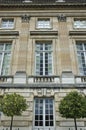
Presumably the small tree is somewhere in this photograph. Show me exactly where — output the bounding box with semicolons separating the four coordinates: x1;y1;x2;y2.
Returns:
59;91;86;130
0;93;27;130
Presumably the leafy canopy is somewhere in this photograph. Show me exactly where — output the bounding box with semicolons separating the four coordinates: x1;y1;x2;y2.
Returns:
59;91;86;118
1;93;27;117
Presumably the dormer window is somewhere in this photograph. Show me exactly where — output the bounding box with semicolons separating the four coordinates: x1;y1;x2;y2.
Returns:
23;0;32;3
56;0;65;2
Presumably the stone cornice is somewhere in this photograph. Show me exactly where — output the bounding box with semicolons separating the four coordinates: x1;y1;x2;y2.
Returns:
0;3;86;9
0;83;86;88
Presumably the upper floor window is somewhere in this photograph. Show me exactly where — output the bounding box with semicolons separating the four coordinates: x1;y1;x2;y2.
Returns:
0;43;12;75
76;42;86;75
37;18;51;29
35;42;53;76
74;19;86;29
1;19;14;29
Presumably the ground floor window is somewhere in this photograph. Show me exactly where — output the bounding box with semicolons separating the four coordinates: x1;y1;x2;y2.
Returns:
34;98;54;128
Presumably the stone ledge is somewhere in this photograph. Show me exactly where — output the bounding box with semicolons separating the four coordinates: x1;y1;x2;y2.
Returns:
30;31;58;36
0;31;19;36
69;31;86;36
0;83;86;88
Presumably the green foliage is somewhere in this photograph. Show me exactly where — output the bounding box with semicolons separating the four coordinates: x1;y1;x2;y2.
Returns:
81;96;86;117
59;91;86;119
0;93;27;117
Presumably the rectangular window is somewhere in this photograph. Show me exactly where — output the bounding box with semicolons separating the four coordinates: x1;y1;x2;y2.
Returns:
0;43;12;75
74;19;86;28
1;19;14;29
37;19;51;29
76;42;86;75
35;42;52;76
34;98;54;128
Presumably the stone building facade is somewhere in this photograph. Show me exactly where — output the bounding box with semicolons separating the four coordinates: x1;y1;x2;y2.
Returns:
0;0;86;130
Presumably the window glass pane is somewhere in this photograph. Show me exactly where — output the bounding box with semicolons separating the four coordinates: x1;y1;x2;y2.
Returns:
50;121;53;126
35;121;38;126
39;121;43;126
0;44;4;51
5;44;12;50
50;115;53;120
45;121;49;126
45;115;49;120
35;115;38;120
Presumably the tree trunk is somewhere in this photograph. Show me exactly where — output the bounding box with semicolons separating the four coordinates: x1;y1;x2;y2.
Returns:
10;116;13;130
74;118;77;130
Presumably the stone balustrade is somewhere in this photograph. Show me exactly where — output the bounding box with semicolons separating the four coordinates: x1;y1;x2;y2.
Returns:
0;75;86;84
28;76;60;83
0;76;13;84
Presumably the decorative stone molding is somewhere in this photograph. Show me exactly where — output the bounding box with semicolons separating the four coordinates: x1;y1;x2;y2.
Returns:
58;14;66;22
33;88;54;97
21;14;30;22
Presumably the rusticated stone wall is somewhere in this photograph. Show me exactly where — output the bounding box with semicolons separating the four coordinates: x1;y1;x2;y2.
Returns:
0;88;85;130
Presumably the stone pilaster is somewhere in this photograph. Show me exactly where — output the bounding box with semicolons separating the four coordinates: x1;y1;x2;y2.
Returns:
17;15;30;71
58;14;72;72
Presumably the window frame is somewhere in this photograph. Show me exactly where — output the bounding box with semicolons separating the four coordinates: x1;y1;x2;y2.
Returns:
73;18;86;29
76;41;86;76
35;41;53;76
36;18;52;29
33;98;55;129
0;42;12;75
0;18;15;29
